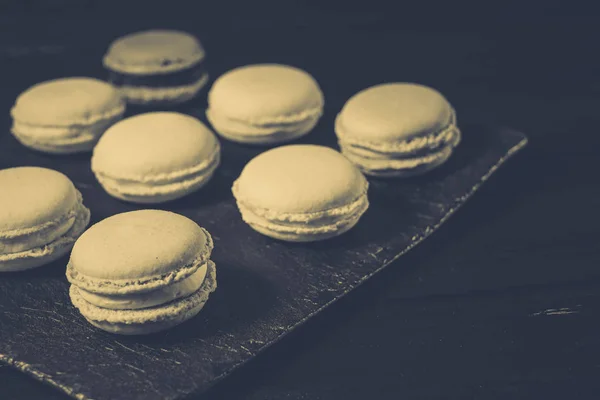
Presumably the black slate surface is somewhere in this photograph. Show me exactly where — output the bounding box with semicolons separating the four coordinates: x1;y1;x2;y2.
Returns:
0;123;527;400
0;37;527;400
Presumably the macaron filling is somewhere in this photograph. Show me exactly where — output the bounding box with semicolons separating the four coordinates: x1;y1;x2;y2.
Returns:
206;108;321;142
236;195;369;235
336;109;460;157
77;261;210;310
118;74;209;105
0;192;83;254
70;260;217;325
66;227;214;295
232;172;369;237
93;142;220;198
12;114;123;152
343;144;455;175
108;61;206;88
0;199;90;263
337;109;461;176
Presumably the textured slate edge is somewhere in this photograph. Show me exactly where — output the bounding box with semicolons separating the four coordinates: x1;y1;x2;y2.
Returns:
0;132;527;400
0;355;87;400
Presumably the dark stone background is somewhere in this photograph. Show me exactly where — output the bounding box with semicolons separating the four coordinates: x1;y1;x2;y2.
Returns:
1;0;599;399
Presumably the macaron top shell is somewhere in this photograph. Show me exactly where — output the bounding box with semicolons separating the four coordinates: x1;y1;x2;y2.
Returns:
208;64;324;123
69;210;210;281
234;145;367;213
10;77;124;126
336;83;453;142
103;30;205;75
0;167;78;233
91;112;219;180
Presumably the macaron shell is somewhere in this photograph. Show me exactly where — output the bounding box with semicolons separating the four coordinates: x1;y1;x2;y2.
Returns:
343;143;455;177
83;305;204;335
248;212;363;242
12;115;122;154
91;112;219;180
70;261;217;335
0;167;78;232
95;160;218;204
237;193;369;242
103;30;205;75
208;64;324;123
206;108;320;144
78;261;209;310
10;77;125;126
336;83;453;142
0;201;91;272
1;212;75;254
69;210;209;281
233;145;367;214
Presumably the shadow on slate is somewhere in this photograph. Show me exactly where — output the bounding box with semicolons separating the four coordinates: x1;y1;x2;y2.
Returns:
0;48;528;400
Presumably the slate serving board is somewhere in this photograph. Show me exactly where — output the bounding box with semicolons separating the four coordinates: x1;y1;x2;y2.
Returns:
0;46;527;400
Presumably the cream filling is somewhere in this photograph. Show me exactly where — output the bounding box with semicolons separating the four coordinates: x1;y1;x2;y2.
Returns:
119;73;208;103
12;115;123;153
341;129;461;162
236;193;369;235
232;180;369;223
93;142;220;184
77;262;208;310
207;108;320;140
342;144;454;172
0;191;84;253
70;260;217;324
336;109;459;156
207;96;323;126
0;200;90;262
94;150;220;197
11;103;125;128
66;227;214;295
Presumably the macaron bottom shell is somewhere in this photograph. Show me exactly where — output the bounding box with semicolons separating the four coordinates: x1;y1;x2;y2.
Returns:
0;202;91;272
11;115;123;154
70;260;217;335
206;109;321;145
246;212;364;242
234;191;370;242
340;126;461;177
341;138;457;178
118;73;209;106
95;152;220;204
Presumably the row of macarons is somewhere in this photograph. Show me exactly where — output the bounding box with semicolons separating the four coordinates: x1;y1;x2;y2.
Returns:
10;29;461;178
1;139;371;273
0;140;368;334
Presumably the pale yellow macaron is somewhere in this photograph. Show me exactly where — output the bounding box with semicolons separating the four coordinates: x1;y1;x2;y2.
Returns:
91;112;221;204
66;210;216;335
232;145;369;242
0;167;91;272
206;64;324;145
10;77;125;154
335;83;461;177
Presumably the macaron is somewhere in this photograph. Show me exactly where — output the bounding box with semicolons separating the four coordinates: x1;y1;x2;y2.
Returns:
103;30;208;105
91;112;221;204
335;83;461;177
206;64;324;145
66;210;217;335
10;77;125;154
232;145;369;242
0;167;91;272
